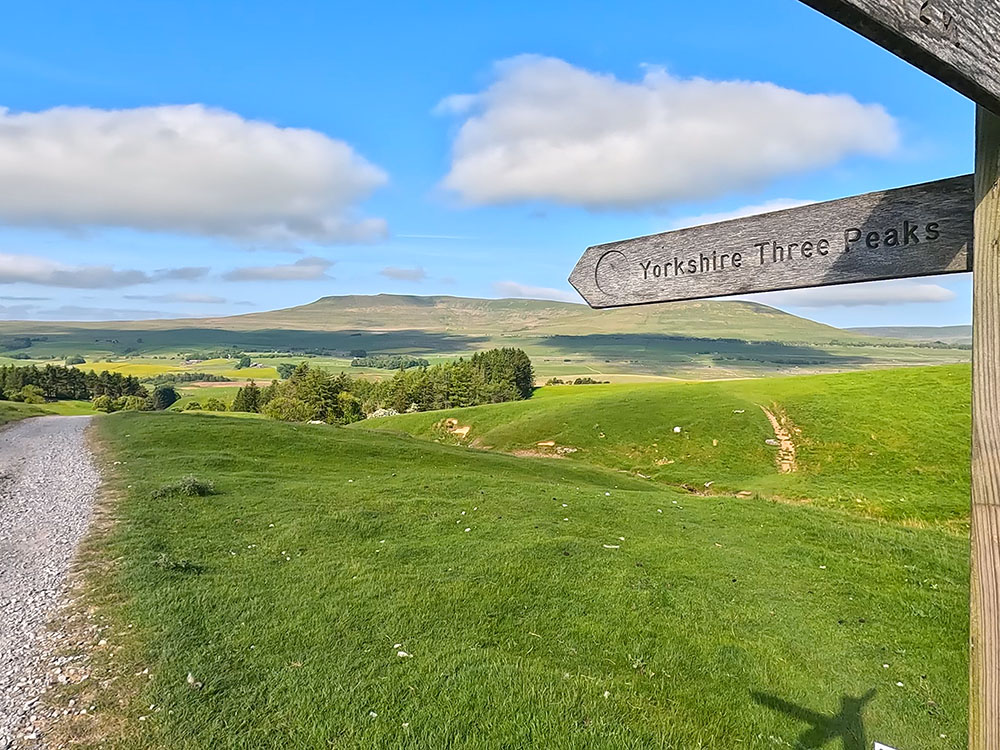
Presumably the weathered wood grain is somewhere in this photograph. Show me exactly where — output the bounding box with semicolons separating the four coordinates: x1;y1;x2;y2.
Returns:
798;0;1000;115
971;105;1000;750
569;176;972;308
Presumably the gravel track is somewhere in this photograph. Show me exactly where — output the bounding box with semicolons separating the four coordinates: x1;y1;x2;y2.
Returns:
0;416;99;749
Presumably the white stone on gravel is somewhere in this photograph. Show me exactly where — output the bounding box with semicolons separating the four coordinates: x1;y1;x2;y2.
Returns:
0;416;98;748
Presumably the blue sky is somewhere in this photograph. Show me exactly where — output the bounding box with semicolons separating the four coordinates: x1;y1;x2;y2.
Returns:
0;0;975;328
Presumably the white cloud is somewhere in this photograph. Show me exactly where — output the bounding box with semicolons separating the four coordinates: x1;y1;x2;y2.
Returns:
380;266;427;281
0;104;388;243
0;304;171;321
440;56;898;208
750;279;956;308
670;199;815;230
124;293;227;304
0;252;207;288
223;256;333;281
493;280;580;303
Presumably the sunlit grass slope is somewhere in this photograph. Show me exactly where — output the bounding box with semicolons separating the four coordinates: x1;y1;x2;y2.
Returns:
81;412;967;749
361;365;971;525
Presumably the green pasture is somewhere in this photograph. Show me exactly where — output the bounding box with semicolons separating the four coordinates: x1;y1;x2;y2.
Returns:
65;410;968;749
362;365;971;526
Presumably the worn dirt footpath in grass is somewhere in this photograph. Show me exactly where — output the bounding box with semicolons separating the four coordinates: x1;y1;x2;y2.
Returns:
0;416;98;749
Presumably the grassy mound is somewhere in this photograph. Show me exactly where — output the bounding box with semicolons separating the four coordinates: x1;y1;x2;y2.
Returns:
69;412;968;748
361;365;971;525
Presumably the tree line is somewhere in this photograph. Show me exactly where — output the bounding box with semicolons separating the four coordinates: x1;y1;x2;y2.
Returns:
231;348;535;424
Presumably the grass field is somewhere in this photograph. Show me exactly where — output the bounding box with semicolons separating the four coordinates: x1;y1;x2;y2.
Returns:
361;365;971;526
55;410;968;749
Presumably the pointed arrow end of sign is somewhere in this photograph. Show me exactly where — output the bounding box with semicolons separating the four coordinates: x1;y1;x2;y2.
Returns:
569;245;629;309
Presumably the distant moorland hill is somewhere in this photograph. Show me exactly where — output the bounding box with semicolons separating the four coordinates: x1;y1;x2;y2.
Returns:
2;294;863;343
0;295;971;380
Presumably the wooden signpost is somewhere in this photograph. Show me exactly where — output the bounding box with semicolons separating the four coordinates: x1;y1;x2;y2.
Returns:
799;0;1000;116
569;175;972;308
569;1;1000;744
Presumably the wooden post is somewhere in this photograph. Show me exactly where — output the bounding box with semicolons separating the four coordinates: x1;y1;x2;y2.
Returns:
972;104;1000;749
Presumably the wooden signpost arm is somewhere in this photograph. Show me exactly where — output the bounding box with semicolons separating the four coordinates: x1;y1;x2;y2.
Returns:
972;104;1000;750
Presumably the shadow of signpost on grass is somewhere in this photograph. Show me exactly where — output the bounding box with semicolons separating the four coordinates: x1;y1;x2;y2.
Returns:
752;688;876;750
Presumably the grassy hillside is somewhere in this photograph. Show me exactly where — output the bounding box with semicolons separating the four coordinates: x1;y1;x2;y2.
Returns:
55;411;968;749
361;365;971;525
0;295;971;381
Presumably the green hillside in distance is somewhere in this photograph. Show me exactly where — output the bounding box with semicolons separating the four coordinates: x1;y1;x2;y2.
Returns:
360;364;971;527
0;294;970;380
2;294;857;341
848;325;973;344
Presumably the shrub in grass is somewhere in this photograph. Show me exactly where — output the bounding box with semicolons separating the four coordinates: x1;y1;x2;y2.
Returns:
203;397;227;412
12;385;46;404
93;395;116;413
263;395;312;422
184;401;203;411
152;475;216;498
114;395;147;412
153;553;202;573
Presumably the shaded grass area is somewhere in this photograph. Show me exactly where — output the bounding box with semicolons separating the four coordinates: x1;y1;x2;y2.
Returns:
0;399;94;425
362;365;971;525
77;412;968;749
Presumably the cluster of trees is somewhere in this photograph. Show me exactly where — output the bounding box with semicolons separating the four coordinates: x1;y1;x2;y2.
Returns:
231;348;534;423
546;377;609;385
350;354;430;370
180;347;243;361
182;398;227;412
0;364;146;401
144;372;231;385
0;363;180;412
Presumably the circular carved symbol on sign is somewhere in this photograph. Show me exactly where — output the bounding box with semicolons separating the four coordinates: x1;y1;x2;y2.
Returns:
594;250;629;296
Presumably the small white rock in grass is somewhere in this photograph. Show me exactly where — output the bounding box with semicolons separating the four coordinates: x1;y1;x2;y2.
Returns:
618;537;625;541
673;427;682;433
896;682;904;687
564;518;569;522
603;545;620;550
397;650;412;658
883;664;890;669
605;492;611;497
820;565;827;570
369;711;378;719
657;509;663;513
603;690;610;699
464;528;471;532
403;722;410;728
562;504;568;508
